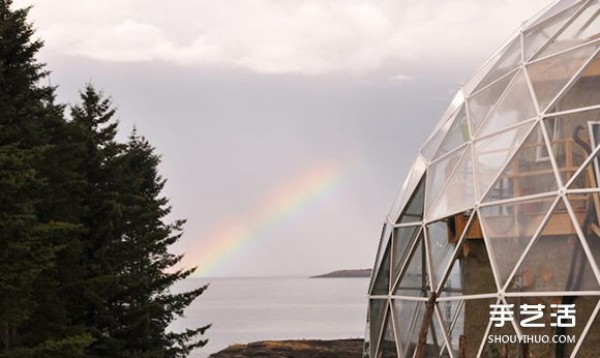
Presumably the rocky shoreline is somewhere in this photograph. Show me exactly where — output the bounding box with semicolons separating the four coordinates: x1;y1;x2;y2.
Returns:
208;339;364;358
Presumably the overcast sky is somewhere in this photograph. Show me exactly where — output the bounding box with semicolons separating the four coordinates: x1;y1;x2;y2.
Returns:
14;0;551;277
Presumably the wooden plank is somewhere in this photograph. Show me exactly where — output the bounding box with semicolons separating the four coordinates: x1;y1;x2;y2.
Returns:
458;210;586;240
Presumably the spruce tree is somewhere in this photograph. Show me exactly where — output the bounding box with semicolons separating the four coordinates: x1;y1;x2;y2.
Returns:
0;0;208;354
0;1;91;355
70;86;209;357
68;85;128;357
0;4;52;344
116;131;210;357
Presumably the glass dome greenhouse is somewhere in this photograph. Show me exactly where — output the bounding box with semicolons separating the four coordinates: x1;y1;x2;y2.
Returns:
365;0;600;357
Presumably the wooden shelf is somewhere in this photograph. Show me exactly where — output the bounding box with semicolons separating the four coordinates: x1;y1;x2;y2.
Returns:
452;205;591;241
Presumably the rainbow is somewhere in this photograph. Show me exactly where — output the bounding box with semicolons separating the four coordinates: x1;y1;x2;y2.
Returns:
186;163;349;277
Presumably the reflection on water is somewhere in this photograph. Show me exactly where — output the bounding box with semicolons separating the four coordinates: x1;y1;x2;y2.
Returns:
170;277;369;357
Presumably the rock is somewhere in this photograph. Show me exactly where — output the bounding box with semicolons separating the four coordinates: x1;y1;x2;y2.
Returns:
209;339;364;358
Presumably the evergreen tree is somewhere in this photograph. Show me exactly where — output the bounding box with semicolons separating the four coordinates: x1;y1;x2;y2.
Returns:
0;0;208;354
68;85;130;357
115;131;209;357
0;1;91;355
69;86;209;357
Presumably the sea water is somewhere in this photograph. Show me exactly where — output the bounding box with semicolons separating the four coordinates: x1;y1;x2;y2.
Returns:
170;277;369;357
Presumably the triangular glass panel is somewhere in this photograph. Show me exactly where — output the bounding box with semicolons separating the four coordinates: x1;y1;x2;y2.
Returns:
441;91;467;126
463;52;503;96
394;233;430;296
527;0;584;28
438;300;465;357
524;3;582;60
425;147;467;215
422;92;466;160
389;156;427;222
568;148;600;190
440;299;497;358
454;298;497;358
369;299;389;358
427;213;474;289
433;106;471;160
537;1;600;59
441;223;498;296
475;122;536;199
528;43;599;113
483;123;558;202
506;295;598;357
377;307;399;358
421;126;449;162
545;110;600;187
479;196;556;286
479;314;520;358
391;299;421;356
575;300;600;356
567;193;600;280
567;192;600;228
478;70;538;137
421;109;459;161
436;213;481;293
548;50;600;112
371;223;392;294
422;309;447;357
438;257;464;299
392;226;420;283
468;72;516;134
506;199;600;292
400;304;448;358
429;148;475;220
372;240;392;295
473;37;523;94
396;176;425;224
397;300;426;358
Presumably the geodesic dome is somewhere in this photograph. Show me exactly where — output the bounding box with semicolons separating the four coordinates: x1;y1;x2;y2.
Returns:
365;0;600;357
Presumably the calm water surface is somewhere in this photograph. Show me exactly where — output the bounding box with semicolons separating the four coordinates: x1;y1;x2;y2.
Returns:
170;277;369;357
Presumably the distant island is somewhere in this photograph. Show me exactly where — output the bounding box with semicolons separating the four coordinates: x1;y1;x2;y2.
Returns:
310;269;372;278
